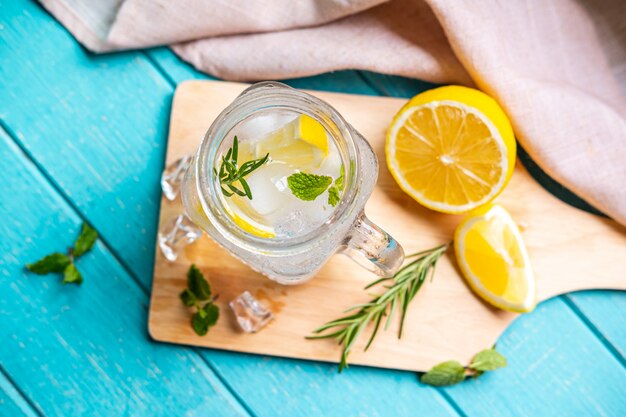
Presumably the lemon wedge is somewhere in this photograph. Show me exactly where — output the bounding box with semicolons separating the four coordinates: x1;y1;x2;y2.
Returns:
454;204;536;313
298;114;328;155
386;86;516;214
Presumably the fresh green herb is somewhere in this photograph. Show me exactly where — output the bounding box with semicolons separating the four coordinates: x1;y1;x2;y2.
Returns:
192;303;220;336
327;186;340;207
335;165;345;191
187;264;212;300
288;172;333;201
326;165;345;207
62;263;82;285
288;167;344;207
180;264;220;336
420;348;507;386
73;223;98;257
307;243;448;372
25;222;98;285
217;136;268;199
421;361;466;386
26;253;70;274
469;348;507;372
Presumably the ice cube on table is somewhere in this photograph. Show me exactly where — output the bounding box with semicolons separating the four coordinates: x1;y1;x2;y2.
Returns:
229;291;273;333
158;214;202;262
161;155;192;201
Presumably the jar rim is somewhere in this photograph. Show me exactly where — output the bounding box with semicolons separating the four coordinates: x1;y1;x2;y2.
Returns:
195;81;361;254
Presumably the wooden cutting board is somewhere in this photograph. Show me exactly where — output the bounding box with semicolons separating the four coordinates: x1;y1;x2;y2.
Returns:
148;80;626;372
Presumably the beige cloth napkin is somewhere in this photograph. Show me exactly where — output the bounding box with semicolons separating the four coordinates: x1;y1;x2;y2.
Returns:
40;0;626;226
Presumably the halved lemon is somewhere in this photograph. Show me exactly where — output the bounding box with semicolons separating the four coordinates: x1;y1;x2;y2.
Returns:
454;204;535;313
386;86;516;214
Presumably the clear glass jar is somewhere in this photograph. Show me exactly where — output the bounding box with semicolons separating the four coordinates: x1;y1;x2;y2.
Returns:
182;82;404;284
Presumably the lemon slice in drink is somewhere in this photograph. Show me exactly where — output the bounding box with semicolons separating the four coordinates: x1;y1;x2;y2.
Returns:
386;86;516;214
225;203;276;239
455;204;535;313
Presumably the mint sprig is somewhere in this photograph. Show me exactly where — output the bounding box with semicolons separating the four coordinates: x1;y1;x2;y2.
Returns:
180;264;220;336
26;253;71;274
25;223;98;286
420;361;466;386
287;172;332;201
421;348;507;386
288;167;344;207
73;223;98;257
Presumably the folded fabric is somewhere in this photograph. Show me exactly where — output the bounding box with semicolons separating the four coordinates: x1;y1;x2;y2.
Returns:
39;0;626;226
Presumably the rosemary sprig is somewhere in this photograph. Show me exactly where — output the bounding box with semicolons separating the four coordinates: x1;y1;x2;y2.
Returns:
216;136;269;199
307;243;449;372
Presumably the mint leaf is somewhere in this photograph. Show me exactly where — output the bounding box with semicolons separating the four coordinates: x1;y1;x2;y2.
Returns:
180;289;197;307
421;361;466;386
469;349;507;372
188;264;211;300
62;263;82;285
328;186;340;207
288;172;332;201
191;303;220;336
26;253;71;274
73;223;98;258
336;165;344;191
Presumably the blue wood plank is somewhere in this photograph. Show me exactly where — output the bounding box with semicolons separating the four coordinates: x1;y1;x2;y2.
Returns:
204;351;459;417
442;298;626;416
0;369;39;417
145;47;215;83
358;71;439;98
565;291;626;359
282;72;379;95
0;0;170;289
0;130;249;416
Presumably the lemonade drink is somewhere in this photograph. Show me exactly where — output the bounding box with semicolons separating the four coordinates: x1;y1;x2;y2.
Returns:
182;82;403;284
216;111;344;239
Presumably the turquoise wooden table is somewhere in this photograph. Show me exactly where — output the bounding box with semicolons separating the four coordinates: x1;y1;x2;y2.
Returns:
1;2;625;416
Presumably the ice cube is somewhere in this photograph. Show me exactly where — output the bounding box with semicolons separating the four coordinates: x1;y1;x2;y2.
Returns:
161;155;192;201
233;112;296;144
229;291;273;333
295;191;330;226
318;146;342;178
158;214;202;262
274;210;307;237
245;164;293;216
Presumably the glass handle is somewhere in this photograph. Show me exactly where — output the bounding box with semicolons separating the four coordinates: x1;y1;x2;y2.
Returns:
340;212;405;277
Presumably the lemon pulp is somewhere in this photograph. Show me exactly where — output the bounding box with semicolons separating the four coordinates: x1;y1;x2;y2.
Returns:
386;86;516;214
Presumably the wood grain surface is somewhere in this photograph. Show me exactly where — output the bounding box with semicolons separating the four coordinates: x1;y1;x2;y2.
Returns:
149;80;626;371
